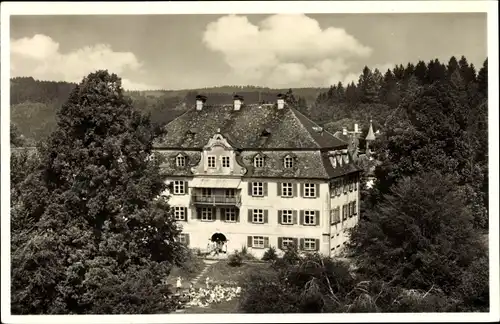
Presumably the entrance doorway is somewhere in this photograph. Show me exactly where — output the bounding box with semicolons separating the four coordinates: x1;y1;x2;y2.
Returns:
209;232;228;255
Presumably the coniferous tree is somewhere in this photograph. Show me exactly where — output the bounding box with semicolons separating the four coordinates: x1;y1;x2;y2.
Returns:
477;58;488;97
11;70;184;314
413;60;428;85
357;66;380;104
447;56;460;80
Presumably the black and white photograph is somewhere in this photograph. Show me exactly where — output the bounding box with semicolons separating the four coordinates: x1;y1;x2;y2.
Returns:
1;1;498;323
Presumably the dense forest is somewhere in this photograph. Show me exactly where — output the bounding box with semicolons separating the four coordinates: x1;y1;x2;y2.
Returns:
10;55;489;314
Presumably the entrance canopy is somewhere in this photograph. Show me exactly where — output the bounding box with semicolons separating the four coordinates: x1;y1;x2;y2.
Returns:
190;178;241;189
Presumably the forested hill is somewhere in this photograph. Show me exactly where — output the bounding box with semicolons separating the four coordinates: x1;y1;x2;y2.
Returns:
10;76;324;144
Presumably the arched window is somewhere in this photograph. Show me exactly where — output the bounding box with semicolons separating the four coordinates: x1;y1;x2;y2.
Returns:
176;155;186;167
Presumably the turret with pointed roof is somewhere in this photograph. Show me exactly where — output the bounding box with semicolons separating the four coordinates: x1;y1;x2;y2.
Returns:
365;120;376;156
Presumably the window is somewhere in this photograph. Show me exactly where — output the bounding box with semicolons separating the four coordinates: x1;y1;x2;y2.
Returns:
207;156;216;168
225;189;235;197
222;156;230;168
252;236;265;248
225;208;237;222
179;234;188;244
282;237;294;249
354;175;358;191
176;155;185;167
284;155;294;168
304;210;316;225
281;183;293;197
304;183;316;198
349;175;354;191
254;156;264;168
304;238;316;251
252;209;264;223
353;201;357;215
342;204;347;221
330;207;340;225
201;188;212;197
252;182;263;196
281;210;293;224
173;181;186;195
336;179;342;196
173;207;186;221
201;207;213;221
343;178;348;194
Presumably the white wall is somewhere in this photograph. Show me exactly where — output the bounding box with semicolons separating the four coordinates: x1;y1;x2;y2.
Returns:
166;177;360;258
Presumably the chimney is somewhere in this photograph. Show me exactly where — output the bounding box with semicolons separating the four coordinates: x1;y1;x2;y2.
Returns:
277;94;285;110
233;95;243;111
342;127;347;136
196;95;207;111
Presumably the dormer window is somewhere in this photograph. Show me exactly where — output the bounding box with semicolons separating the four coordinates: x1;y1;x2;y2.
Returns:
329;156;337;168
254;156;264;168
176;155;186;167
337;155;343;166
344;154;349;164
283;155;294;168
207;156;216;168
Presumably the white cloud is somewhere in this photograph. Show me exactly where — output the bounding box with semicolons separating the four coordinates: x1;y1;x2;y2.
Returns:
203;14;373;88
10;34;158;90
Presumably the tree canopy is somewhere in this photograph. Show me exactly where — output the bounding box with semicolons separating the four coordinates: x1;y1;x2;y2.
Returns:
11;70;184;314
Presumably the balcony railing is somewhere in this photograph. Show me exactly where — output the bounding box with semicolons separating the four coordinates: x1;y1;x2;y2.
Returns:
192;195;241;206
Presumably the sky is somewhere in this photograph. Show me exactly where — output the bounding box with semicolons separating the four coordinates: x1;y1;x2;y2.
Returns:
10;13;487;90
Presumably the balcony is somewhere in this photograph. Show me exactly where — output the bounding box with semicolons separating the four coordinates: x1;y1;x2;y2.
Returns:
192;194;241;207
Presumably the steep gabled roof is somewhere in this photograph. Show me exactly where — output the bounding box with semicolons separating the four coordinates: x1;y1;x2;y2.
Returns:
154;103;348;150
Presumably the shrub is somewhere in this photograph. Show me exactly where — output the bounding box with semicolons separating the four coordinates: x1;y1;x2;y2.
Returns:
262;247;278;261
239;246;256;260
239;271;301;313
178;248;205;276
228;251;243;267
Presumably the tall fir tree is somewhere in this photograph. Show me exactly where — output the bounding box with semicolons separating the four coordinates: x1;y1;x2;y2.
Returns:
357;66;380;104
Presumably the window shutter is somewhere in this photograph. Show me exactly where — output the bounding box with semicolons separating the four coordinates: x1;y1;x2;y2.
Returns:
292;210;298;224
292;238;298;249
247;236;253;248
293;183;297;197
264;237;269;248
264;182;268;196
248;209;253;223
277;183;282;196
299;238;305;250
300;183;304;197
248;182;253;196
278;237;283;250
186;234;190;247
195;208;201;219
184;207;188;222
264;210;269;224
300;210;304;225
354;201;357;215
212;207;216;221
236;208;240;222
316;210;320;226
221;208;225;221
315;239;320;251
278;210;282;224
316;183;320;197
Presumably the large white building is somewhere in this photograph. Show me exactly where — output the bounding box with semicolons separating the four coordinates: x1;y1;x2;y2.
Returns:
154;94;362;258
